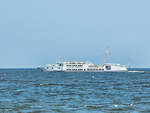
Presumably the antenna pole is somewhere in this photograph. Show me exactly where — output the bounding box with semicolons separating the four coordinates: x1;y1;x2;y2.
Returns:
104;53;106;64
104;47;111;64
57;56;61;64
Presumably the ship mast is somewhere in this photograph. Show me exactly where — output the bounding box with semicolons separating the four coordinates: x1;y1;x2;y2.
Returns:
56;56;61;64
104;47;111;64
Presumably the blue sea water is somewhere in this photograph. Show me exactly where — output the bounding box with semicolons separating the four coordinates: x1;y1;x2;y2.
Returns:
0;68;150;113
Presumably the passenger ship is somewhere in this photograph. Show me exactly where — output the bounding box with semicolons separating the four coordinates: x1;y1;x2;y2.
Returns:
38;56;128;72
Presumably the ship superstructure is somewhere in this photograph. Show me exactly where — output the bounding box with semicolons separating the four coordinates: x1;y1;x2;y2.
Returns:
39;57;128;72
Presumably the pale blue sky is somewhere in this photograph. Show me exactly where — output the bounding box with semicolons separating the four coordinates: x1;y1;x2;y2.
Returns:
0;0;150;68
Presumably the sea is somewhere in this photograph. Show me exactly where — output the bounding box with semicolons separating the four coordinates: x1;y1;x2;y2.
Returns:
0;68;150;113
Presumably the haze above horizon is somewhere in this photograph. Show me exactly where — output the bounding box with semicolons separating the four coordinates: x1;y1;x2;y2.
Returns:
0;0;150;68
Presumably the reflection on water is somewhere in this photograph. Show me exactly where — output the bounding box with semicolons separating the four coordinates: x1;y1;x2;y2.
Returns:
0;69;150;113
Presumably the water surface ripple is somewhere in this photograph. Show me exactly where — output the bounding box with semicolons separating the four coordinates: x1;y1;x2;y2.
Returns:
0;69;150;113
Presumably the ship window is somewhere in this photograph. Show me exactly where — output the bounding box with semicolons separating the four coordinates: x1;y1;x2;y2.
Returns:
106;66;111;70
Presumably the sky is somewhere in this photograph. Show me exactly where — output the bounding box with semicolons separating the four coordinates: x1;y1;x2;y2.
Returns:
0;0;150;68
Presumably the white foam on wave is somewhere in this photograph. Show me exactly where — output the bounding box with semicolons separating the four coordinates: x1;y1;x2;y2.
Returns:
114;104;118;107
